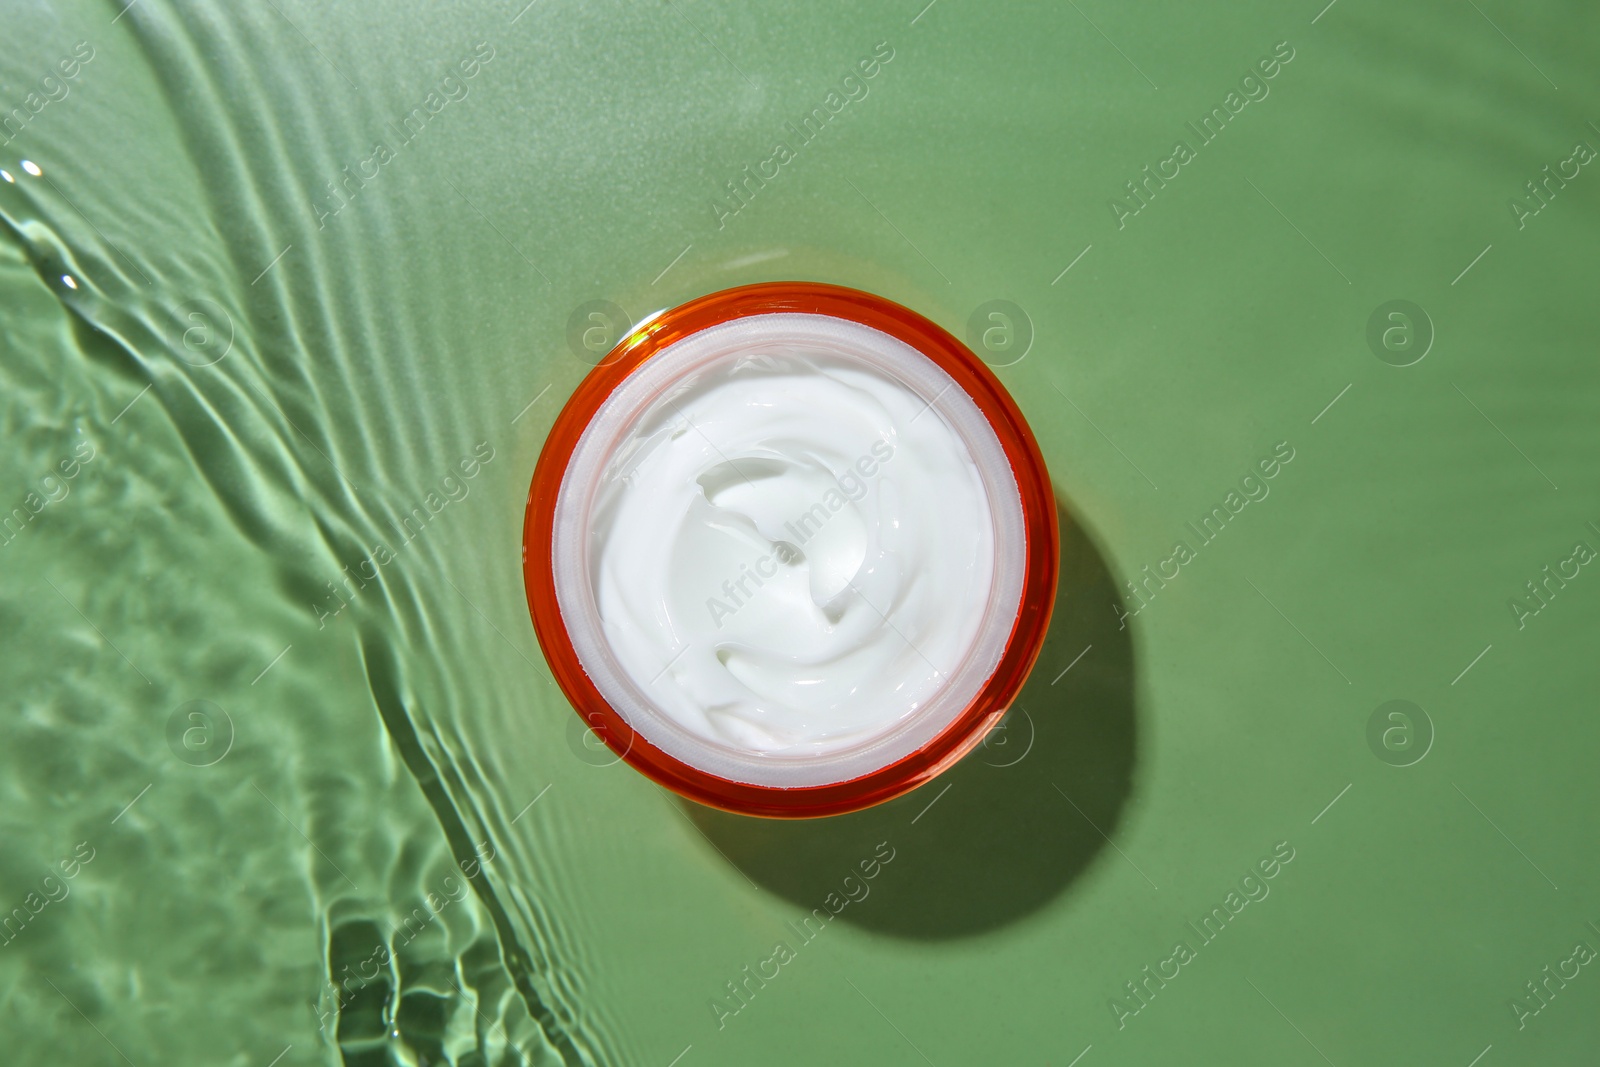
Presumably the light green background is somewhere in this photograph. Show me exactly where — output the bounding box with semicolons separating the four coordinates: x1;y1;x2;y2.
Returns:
1;0;1597;1064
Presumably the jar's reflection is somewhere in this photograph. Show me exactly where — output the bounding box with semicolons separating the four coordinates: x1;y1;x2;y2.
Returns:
679;490;1142;940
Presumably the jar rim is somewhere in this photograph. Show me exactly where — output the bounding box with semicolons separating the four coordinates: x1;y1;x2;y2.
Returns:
523;282;1059;818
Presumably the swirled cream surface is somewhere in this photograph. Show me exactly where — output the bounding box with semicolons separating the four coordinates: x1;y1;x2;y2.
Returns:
552;314;1025;788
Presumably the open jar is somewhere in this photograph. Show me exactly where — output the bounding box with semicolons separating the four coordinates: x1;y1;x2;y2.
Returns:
524;283;1057;817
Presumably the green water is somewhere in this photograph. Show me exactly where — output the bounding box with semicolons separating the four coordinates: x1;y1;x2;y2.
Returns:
4;0;1599;1063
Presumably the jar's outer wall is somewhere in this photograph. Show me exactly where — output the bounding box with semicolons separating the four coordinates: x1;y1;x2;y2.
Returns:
523;282;1060;818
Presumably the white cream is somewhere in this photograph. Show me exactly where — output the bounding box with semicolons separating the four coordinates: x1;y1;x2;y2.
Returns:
552;314;1026;788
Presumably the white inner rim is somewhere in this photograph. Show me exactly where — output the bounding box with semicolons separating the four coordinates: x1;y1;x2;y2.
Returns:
551;312;1026;788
